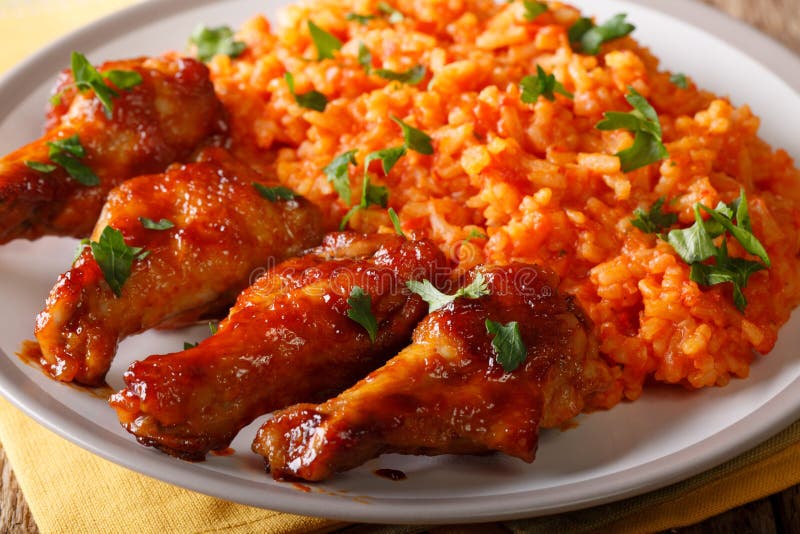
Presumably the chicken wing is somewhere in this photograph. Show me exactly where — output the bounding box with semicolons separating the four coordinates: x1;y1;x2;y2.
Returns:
0;53;224;242
34;147;323;385
253;263;617;481
109;233;447;460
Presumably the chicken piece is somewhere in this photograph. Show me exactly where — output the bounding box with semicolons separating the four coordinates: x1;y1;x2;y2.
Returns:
253;263;617;481
34;147;323;385
0;53;224;242
109;233;447;460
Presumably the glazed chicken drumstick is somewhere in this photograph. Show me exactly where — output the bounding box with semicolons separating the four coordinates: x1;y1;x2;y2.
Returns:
109;233;447;460
253;263;617;481
0;53;223;242
34;147;323;385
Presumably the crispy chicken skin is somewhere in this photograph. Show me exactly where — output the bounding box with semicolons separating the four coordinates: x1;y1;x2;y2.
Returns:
0;54;224;243
109;233;447;460
34;147;323;385
253;263;616;482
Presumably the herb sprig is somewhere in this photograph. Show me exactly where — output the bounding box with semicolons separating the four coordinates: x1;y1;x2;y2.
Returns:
568;13;635;55
596;87;668;172
346;286;378;341
189;25;246;62
520;65;573;103
308;21;342;60
630;197;677;235
407;272;490;312
522;1;548;21
139;217;175;230
254;183;296;201
357;43;426;85
26;135;99;186
89;226;149;297
51;52;142;118
485;319;527;372
284;72;328;112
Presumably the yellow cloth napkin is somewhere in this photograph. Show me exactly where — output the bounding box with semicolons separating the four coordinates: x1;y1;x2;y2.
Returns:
1;1;800;533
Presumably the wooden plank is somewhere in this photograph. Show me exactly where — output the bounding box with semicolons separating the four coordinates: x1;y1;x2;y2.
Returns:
0;445;38;533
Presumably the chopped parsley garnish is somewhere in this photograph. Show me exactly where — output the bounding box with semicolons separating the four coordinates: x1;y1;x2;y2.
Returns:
377;2;404;23
373;65;426;85
41;135;99;186
661;189;770;311
568;13;635;55
73;238;90;263
324;149;358;204
89;226;148;297
339;175;390;230
406;272;490;312
596;87;668;172
392;116;434;155
346;286;378;342
522;1;548;21
24;161;57;173
51;52;142;118
388;207;405;237
520;65;573;103
485;319;527;372
670;73;688;89
630;197;677;235
308;21;342;60
184;341;199;350
338;118;432;229
253;183;296;201
139;217;175;230
208;321;218;335
346;12;375;25
358;43;373;70
189;25;246;62
284;72;328;112
464;229;488;242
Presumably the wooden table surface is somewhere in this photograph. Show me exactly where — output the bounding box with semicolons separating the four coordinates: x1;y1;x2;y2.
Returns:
1;0;798;532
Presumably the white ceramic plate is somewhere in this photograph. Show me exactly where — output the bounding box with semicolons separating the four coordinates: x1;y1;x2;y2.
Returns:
0;0;799;524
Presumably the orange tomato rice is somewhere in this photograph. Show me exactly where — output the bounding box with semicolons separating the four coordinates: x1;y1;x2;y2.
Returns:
206;0;800;407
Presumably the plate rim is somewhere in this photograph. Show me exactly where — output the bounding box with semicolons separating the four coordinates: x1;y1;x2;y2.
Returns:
0;0;799;524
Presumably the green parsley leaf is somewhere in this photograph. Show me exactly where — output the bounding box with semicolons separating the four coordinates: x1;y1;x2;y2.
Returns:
46;135;99;186
377;2;404;23
670;73;688;89
699;203;770;266
253;183;296;201
189;25;246;62
308;21;342;60
357;42;373;71
373;65;426;85
667;205;718;264
522;1;548;21
406;271;490;312
485;319;527;372
25;161;57;173
324;149;358;204
388;207;405;237
596;87;668;172
284;72;328;111
103;69;143;90
89;226;148;297
208;321;218;335
569;13;635;55
690;240;766;312
345;12;375;25
365;146;407;175
139;217;174;230
630;197;677;234
391;116;434;155
346;285;378;341
70;52;117;118
339;175;390;229
464;228;488;242
73;238;90;263
184;341;199;350
520;65;573;103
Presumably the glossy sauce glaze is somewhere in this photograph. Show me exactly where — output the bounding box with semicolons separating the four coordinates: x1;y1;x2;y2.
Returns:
254;263;617;482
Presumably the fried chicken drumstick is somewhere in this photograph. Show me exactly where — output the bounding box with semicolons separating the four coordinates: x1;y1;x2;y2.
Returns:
253;263;616;481
34;147;323;385
0;54;223;243
109;233;447;460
